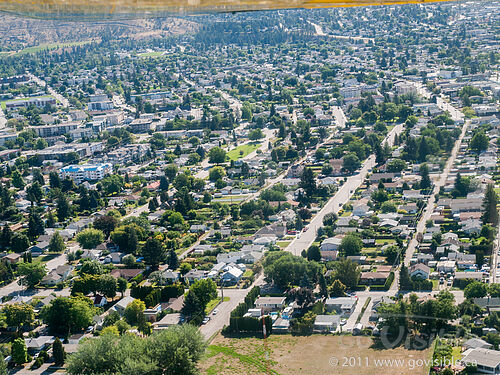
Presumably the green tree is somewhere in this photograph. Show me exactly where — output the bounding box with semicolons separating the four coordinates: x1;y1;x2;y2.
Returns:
93;215;118;238
419;163;431;190
79;259;104;276
76;228;105;249
99;175;125;195
49;171;61;189
12;337;27;365
142;237;166;269
464;281;488;299
470;131;489;153
333;258;360;289
482;183;499;226
329;279;346;297
342;153;361;173
124;299;146;326
111;225;139;254
66;325;205;375
387;158;407;173
53;337;66;366
41;296;95;334
339;233;363;256
248;128;264;140
300;167;317;197
306;245;321;262
182;279;217;323
117;277;127;298
11;170;25;189
56;194;71;222
3;303;34;329
99;274;117;299
489;284;500;298
208;166;226;182
17;261;46;288
49;232;65;253
208;147;226;164
11;232;29;253
167;248;179;270
26;181;43;203
27;209;45;240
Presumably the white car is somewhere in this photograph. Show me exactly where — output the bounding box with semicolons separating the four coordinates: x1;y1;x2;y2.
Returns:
212;309;219;315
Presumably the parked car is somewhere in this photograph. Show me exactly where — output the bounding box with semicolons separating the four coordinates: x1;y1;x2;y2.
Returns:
202;316;210;324
212;309;219;315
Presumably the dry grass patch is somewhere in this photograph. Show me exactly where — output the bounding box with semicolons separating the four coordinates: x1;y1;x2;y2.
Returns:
200;334;433;375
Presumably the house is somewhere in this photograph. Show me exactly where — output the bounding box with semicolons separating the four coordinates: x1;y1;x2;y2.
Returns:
462;347;500;374
2;253;21;264
103;252;124;264
184;269;207;283
25;336;54;353
254;296;286;313
313;315;341;332
254;223;286;239
110;269;142;280
41;272;63;286
29;241;49;255
162;270;180;283
436;260;456;273
409;264;430;280
320;250;338;261
153;313;181;331
39;264;75;286
190;224;208;233
353;204;370;217
112;296;135;315
359;272;390;285
221;267;244;285
325;297;357;316
462;219;482;235
463;338;494;350
320;237;342;251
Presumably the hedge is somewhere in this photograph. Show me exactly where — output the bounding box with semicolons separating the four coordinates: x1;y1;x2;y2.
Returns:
223;315;272;334
230;286;261;318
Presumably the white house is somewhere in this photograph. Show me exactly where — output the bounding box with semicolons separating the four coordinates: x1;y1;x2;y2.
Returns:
320;237;342;252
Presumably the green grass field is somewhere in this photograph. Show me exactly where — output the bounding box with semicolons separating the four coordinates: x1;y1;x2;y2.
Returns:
227;143;260;161
1;95;56;110
15;41;91;56
138;51;165;58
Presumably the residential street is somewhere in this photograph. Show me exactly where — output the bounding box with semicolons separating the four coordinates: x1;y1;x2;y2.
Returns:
286;124;403;256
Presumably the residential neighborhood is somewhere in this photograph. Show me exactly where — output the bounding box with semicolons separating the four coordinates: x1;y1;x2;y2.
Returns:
0;1;496;374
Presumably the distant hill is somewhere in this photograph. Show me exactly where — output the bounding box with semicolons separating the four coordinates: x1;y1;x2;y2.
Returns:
0;16;198;52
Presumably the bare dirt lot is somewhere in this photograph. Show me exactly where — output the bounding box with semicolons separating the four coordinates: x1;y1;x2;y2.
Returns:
200;334;433;375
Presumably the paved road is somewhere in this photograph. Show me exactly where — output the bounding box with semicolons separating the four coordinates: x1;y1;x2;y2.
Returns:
286;124;403;256
491;225;500;284
0;106;7;129
345;289;465;330
0;253;70;299
332;106;347;128
199;286;260;340
27;73;69;108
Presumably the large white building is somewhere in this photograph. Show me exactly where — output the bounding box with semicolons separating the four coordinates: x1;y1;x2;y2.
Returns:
60;163;112;183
